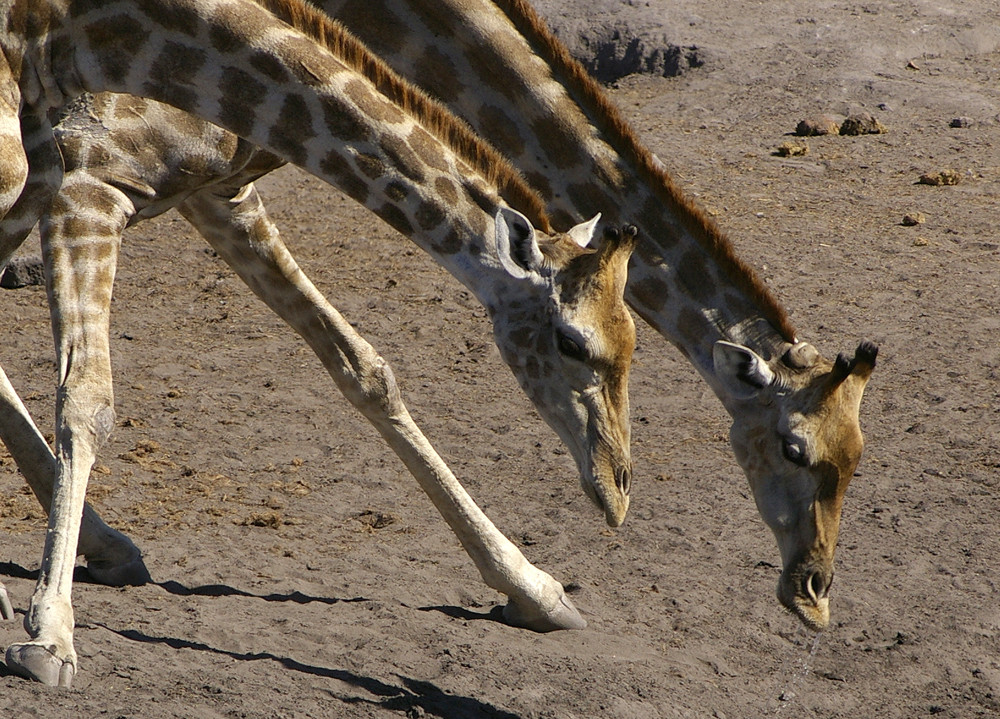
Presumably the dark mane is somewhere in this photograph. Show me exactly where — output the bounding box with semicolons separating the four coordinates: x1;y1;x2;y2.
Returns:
254;0;552;232
494;0;796;341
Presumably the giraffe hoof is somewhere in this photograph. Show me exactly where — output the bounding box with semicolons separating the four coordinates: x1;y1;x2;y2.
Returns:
502;590;587;632
5;643;75;687
0;583;13;620
86;552;152;587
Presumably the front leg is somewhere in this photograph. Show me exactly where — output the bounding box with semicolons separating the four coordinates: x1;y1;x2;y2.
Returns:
179;184;585;631
5;179;132;687
0;113;148;590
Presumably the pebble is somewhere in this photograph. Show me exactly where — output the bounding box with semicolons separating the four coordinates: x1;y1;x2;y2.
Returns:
774;141;809;157
949;116;973;128
902;212;926;226
795;115;840;136
840;113;888;135
0;255;44;289
918;169;961;186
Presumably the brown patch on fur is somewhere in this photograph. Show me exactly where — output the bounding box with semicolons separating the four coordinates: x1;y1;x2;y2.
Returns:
434;176;459;206
478;105;527;159
355;152;386;180
630;275;670;314
493;0;796;341
343;78;407;125
253;0;551;233
407;126;450;172
414;46;464;104
677;306;705;348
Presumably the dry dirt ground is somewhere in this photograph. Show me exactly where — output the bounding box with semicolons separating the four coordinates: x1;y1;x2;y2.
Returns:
2;1;999;717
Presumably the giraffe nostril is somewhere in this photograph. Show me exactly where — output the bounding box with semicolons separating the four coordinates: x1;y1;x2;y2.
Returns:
616;466;631;496
803;569;831;603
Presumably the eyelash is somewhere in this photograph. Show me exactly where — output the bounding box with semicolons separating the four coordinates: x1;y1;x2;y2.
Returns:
557;333;588;362
782;439;809;467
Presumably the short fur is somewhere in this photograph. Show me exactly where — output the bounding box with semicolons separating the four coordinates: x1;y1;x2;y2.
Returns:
255;0;552;232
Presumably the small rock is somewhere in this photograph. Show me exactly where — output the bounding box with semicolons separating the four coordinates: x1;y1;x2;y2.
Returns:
0;256;45;289
913;237;929;247
242;512;282;529
906;59;920;70
902;213;926;226
918;169;961;186
774;141;808;157
840;113;888;135
949;116;973;128
795;115;840;136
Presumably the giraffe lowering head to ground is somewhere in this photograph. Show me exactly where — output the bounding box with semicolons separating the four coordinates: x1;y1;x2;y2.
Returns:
1;0;874;656
0;0;639;685
319;0;879;631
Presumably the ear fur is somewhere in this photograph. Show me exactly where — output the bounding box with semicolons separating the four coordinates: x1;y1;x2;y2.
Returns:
566;213;601;248
713;341;776;399
495;207;544;278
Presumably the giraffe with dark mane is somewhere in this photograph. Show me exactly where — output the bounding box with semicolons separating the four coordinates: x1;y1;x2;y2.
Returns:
0;0;640;685
0;0;877;687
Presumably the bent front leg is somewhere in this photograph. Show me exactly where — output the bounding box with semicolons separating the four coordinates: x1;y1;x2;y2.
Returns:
178;184;585;631
0;365;149;587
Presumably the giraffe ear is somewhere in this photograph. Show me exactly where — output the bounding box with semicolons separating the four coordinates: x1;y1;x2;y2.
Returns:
566;213;601;248
495;207;545;278
713;341;776;399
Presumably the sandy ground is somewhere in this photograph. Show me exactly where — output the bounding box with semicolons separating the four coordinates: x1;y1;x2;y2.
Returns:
2;1;999;717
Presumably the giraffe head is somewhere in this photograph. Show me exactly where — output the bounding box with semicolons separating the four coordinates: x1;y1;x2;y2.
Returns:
714;339;877;630
491;208;637;527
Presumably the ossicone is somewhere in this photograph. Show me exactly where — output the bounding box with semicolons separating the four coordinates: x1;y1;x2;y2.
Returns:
829;341;879;386
602;223;639;250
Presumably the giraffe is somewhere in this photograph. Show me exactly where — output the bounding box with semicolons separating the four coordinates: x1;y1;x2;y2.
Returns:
0;0;640;686
321;0;878;634
10;0;878;634
0;0;878;661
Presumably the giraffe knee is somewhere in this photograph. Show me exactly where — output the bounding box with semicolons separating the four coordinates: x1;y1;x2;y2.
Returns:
358;356;405;418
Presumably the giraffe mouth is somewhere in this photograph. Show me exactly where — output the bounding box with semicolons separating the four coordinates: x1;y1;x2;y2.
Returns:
582;464;630;527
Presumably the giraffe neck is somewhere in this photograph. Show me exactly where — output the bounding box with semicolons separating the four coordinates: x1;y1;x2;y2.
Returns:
21;0;538;314
326;0;796;389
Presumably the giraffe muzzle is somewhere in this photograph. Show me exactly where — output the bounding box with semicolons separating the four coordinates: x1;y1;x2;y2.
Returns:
778;562;834;631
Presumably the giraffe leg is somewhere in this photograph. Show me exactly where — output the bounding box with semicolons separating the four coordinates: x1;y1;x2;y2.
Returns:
177;183;586;632
4;174;136;687
0;116;148;598
0;100;41;619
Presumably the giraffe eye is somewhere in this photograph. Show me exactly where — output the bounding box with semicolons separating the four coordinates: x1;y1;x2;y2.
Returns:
782;438;809;467
556;332;588;362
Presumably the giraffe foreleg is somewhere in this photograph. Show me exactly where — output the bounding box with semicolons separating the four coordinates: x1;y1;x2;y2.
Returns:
177;184;585;632
4;176;146;687
0;117;148;601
